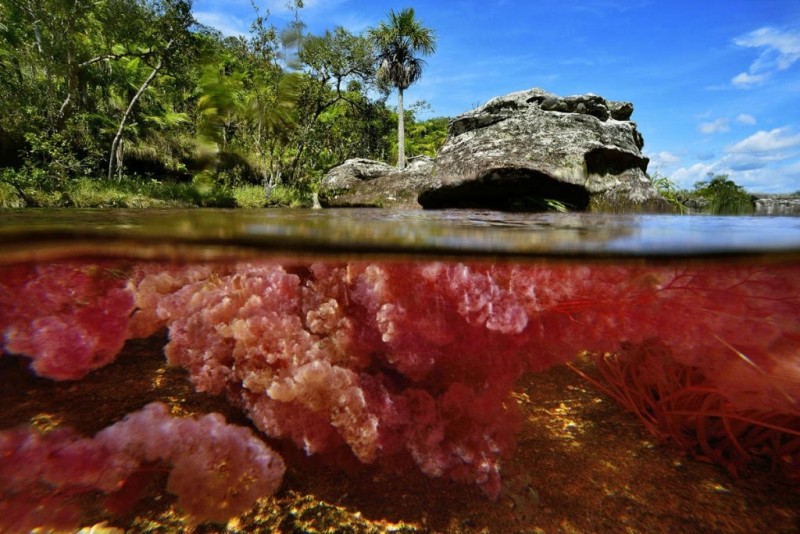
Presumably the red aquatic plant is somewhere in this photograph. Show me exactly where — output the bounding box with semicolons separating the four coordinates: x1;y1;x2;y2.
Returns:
0;403;284;532
2;258;799;530
150;262;545;498
566;262;800;480
0;262;134;380
571;342;800;479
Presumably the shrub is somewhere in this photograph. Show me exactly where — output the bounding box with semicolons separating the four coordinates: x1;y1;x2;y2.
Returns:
233;185;268;208
267;184;314;207
0;181;24;208
692;174;754;215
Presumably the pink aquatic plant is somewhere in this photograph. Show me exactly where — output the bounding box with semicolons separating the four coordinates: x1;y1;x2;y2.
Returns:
0;402;284;532
151;262;545;497
2;258;799;529
0;262;134;380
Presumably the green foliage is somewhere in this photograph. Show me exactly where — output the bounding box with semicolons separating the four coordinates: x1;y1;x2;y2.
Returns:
0;167;63;207
369;8;437;92
0;0;196;181
0;2;439;205
649;172;687;213
0;182;23;208
0;169;239;208
266;184;314;207
407;117;447;157
692;174;754;215
283;27;389;182
400;104;448;158
67;178;128;207
233;185;268;208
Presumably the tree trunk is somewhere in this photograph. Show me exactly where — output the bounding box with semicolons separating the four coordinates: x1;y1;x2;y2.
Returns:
107;40;172;181
397;87;405;169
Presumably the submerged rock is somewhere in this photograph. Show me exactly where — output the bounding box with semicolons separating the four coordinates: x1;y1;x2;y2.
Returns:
319;88;671;212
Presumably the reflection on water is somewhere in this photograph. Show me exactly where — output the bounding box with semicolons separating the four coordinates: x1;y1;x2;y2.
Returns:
1;209;799;532
3;209;800;261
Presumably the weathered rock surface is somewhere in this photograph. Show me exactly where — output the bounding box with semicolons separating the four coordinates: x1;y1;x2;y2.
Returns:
320;157;435;208
754;196;800;216
319;88;671;212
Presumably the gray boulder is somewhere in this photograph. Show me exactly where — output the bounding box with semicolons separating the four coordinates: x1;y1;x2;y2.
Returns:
754;195;800;216
320;157;435;208
320;88;671;212
424;88;668;212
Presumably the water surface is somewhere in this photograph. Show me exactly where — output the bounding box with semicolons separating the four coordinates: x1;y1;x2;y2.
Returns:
3;208;800;260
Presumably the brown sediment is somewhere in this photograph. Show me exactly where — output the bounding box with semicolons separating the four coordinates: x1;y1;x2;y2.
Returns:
1;337;799;533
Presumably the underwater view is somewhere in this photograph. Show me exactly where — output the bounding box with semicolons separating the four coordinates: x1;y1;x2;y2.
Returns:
2;209;800;533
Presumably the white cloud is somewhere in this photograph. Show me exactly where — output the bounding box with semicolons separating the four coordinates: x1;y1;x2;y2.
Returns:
646;151;682;175
731;71;767;87
732;27;800;88
727;127;800;154
722;163;800;193
699;118;730;134
656;151;680;165
667;156;800;193
734;27;800;71
735;113;756;125
660;128;800;192
194;11;248;36
670;162;716;189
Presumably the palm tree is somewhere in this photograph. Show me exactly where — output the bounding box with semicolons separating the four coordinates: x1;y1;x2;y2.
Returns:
369;8;436;169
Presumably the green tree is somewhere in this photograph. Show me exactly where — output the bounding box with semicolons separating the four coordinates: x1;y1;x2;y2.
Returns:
0;0;197;181
194;5;302;190
106;0;195;180
368;8;436;169
0;0;118;176
297;83;393;175
291;27;380;178
401;102;448;159
692;173;754;215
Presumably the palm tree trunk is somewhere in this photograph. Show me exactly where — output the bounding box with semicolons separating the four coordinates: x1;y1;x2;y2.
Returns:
397;87;405;169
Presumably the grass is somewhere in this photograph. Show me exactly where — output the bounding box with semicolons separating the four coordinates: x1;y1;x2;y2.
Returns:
265;184;314;208
232;185;268;208
0;170;322;209
0;181;26;208
0;172;246;208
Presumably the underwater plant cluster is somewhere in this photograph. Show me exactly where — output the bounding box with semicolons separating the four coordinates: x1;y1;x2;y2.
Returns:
0;402;283;531
1;259;798;531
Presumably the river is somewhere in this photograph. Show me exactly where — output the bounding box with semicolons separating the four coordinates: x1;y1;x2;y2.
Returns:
1;208;799;533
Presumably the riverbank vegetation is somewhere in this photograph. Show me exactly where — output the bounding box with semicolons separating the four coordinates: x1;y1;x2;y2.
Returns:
0;0;446;208
0;1;777;212
650;173;759;215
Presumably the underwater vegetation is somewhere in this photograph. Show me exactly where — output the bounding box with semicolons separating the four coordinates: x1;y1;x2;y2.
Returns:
1;259;799;531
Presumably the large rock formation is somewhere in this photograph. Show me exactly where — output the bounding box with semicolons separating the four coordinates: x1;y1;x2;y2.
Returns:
320;88;671;212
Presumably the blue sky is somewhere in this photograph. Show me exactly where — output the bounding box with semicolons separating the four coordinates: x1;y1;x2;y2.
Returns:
193;0;800;193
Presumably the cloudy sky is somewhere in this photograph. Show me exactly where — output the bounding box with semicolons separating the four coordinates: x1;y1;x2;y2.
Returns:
193;0;800;193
